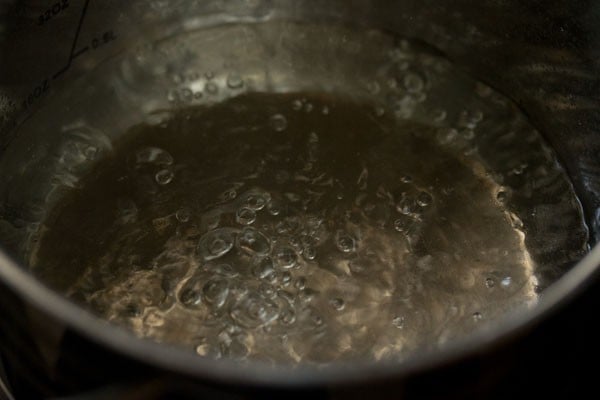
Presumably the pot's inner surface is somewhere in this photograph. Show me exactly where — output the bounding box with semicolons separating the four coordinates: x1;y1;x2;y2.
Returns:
16;22;589;364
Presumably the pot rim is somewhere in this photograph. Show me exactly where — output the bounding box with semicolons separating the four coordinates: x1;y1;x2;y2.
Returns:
0;243;598;386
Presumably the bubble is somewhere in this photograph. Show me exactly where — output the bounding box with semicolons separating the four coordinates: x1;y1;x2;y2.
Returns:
460;128;475;140
501;276;512;288
393;216;416;233
202;278;229;308
292;99;303;111
509;212;524;229
416;191;433;207
288;236;302;251
237;227;270;256
230;293;279;328
392;316;405;329
135;147;173;166
276;246;298;269
284;192;301;203
252;257;276;281
404;73;424;93
279;308;296;325
305;215;323;230
144;310;164;327
386;77;399;90
442;186;455;196
202;210;221;230
321;106;330;115
357;166;368;190
496;190;507;203
236;207;256;225
436;128;458;145
281;271;292;286
304;103;313;113
267;202;281;216
413;92;427;103
472;312;483;322
219;188;237;202
335;231;356;253
510;164;527;176
294;276;306;290
485;278;495;288
204;263;238;278
393;95;416;119
298;288;317;303
195;342;214;357
396;194;421;216
178;275;203;309
226;339;249;358
197;228;236;261
388;47;406;62
82;145;98;160
259;283;277;299
303;245;316;261
330;298;345;311
310;311;323;326
175;207;191;222
269;114;288;132
226;73;244;89
205;81;218;94
275;218;300;235
240;191;269;210
179;287;202;308
432;109;447;122
155;168;174;185
459;109;483;129
218;330;232;348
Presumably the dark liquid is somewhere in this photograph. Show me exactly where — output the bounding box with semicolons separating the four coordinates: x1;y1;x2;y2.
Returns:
30;91;584;363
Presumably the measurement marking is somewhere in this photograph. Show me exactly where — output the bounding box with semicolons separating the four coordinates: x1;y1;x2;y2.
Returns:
73;46;89;59
52;0;91;79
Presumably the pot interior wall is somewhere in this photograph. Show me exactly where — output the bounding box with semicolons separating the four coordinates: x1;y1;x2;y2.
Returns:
0;0;598;371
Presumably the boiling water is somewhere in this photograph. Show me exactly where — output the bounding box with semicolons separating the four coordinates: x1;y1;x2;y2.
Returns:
30;22;588;364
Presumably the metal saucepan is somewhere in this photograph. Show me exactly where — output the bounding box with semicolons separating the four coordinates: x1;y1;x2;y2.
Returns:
0;0;599;398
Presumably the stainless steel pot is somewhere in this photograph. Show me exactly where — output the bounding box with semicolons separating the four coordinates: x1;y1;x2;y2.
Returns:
0;1;599;398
